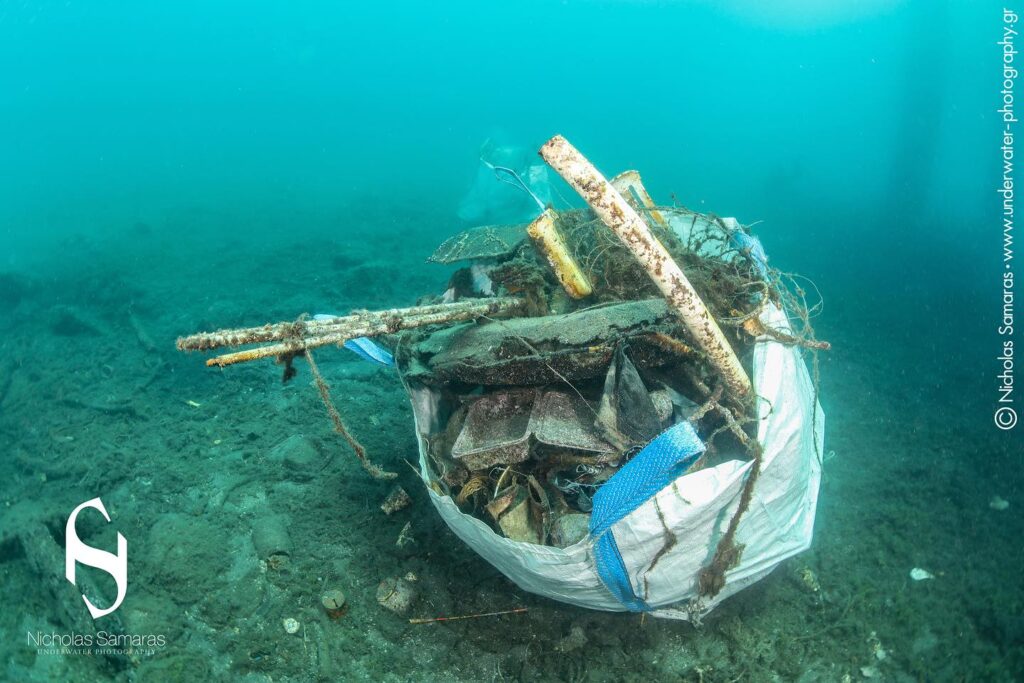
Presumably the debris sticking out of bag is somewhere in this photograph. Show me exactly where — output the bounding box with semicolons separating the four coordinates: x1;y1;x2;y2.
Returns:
177;135;828;621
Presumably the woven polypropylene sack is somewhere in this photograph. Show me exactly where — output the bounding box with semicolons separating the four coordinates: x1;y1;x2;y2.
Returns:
407;290;823;622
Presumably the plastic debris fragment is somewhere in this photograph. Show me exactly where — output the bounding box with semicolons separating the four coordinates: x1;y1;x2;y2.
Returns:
380;485;412;515
343;337;395;366
451;389;536;470
526;208;593;299
428;223;528;264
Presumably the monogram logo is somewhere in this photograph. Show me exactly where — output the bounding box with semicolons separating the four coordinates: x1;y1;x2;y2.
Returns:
65;498;127;619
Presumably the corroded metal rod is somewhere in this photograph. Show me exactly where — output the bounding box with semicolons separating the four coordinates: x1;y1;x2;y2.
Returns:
179;297;525;368
539;135;751;397
177;299;493;352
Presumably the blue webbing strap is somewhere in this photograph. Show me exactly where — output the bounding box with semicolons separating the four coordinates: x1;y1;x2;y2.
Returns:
312;315;395;367
342;337;395;367
589;421;706;611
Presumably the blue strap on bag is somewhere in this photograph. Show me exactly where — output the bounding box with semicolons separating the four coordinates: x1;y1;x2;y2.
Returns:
341;337;395;367
312;314;395;367
589;421;706;611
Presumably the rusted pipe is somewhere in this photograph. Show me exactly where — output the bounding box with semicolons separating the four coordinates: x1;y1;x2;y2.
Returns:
177;300;486;352
180;297;525;368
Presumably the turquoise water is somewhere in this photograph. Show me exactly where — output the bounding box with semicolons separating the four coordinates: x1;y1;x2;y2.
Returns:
1;2;1020;681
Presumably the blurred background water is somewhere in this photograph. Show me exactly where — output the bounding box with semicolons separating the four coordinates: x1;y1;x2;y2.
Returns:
0;1;993;256
1;0;1005;416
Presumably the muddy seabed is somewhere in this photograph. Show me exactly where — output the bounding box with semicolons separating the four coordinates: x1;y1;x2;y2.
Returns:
0;204;1020;682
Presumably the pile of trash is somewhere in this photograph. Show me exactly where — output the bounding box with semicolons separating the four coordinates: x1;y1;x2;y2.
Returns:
178;135;826;620
401;210;764;548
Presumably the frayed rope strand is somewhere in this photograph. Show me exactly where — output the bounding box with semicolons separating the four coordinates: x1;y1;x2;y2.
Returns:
304;349;396;481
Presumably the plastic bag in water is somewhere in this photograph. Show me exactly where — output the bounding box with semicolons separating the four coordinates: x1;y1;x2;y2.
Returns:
458;139;552;225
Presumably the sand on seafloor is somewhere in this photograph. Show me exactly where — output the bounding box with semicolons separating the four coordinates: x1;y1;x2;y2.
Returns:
0;204;1020;682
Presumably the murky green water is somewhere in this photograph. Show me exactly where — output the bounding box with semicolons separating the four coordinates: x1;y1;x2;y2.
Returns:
0;2;1019;681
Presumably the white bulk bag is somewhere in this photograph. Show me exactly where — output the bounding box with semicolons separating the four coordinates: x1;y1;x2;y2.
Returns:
406;228;824;621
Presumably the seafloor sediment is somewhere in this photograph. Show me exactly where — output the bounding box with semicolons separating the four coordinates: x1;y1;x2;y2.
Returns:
0;203;1020;682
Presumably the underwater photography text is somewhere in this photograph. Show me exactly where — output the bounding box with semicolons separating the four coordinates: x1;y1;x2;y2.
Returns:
998;7;1018;430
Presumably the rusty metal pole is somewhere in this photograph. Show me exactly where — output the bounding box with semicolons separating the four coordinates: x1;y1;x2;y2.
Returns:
539;135;751;397
177;297;525;368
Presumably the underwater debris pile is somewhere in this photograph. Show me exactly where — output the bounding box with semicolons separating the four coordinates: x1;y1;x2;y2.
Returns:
177;135;827;617
405;216;765;549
